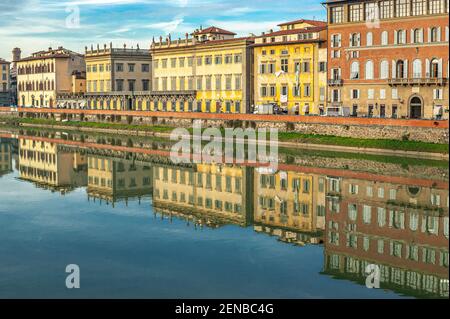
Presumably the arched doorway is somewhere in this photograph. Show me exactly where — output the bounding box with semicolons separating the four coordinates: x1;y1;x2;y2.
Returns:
409;96;423;119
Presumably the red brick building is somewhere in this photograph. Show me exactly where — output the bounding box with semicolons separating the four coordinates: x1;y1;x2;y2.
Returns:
325;0;449;120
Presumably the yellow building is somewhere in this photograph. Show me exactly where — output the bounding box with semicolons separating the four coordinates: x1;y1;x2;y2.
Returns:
150;26;254;113
87;155;152;205
253;19;328;115
152;163;254;227
84;44;152;110
0;58;11;106
18;137;87;192
253;169;326;244
17;47;85;108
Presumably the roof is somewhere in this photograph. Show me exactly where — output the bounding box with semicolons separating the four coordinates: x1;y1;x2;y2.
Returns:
18;47;83;63
192;26;237;36
256;25;326;38
278;19;327;27
0;58;10;64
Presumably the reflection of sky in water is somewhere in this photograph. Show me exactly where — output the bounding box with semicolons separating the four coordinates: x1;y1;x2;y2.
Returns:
0;167;406;299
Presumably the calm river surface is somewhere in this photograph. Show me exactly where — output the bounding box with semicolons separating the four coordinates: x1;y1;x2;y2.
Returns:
0;128;448;299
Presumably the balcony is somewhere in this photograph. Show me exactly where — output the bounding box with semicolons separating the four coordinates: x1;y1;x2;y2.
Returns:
327;79;343;86
388;76;448;86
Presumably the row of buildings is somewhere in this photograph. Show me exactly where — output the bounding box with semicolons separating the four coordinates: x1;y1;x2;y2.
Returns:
1;133;448;297
1;0;449;119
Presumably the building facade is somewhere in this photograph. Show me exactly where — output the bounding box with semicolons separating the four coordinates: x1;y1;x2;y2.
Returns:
84;44;152;110
253;19;328;115
150;27;254;113
325;0;449;119
0;58;11;106
17;47;85;108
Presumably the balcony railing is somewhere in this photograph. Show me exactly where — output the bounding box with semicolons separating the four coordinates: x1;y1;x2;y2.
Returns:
327;79;343;86
388;77;448;86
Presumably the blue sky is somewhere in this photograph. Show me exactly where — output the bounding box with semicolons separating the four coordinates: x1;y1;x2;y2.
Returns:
0;0;326;60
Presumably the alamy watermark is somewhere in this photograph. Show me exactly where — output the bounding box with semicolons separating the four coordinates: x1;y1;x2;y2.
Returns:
365;264;380;289
170;120;279;171
65;5;80;29
66;264;80;289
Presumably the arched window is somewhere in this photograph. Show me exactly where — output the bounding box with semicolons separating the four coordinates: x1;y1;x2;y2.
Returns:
397;30;406;44
380;60;389;79
413;59;422;78
413;29;422;43
381;31;388;45
351;61;360;79
351;33;360;47
396;60;405;79
430;59;440;78
430;27;438;42
365;60;374;79
366;32;373;46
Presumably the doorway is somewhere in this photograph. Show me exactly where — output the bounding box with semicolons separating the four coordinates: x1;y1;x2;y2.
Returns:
409;96;422;119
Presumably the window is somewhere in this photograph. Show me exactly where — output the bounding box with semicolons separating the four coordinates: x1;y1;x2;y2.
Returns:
350;61;360;79
234;54;242;63
412;0;426;15
396;0;409;17
205;56;212;65
381;31;389;45
363;205;372;224
380;60;389;79
350;33;360;47
128;63;135;72
331;6;343;23
281;59;288;72
380;0;394;19
365;2;379;21
331;34;341;48
214;55;223;65
351;89;360;99
429;0;444;14
366;32;373;46
430;27;439;42
350;4;363;22
396;30;406;44
365;60;374;79
413;59;422;78
368;89;375;99
116;63;123;72
413;28;423;43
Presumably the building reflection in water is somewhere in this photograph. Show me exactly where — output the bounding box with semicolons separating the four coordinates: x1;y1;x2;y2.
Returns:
87;155;152;207
8;133;449;298
323;175;449;298
0;138;13;177
18;137;87;193
152;163;254;227
254;168;325;245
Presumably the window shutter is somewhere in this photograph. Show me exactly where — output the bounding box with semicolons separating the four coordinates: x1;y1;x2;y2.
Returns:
394;30;398;44
438;58;443;77
331;36;335;48
410;29;414;43
427;28;431;42
425;59;430;77
392;60;397;78
437;27;441;42
349;34;352;47
357;33;361;46
419;29;424;43
404;59;408;78
338;34;341;47
433;89;437;99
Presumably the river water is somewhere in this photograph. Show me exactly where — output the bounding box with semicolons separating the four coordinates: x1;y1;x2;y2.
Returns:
0;128;448;299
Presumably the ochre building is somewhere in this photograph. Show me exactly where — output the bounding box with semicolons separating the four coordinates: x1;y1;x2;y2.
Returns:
253;19;328;115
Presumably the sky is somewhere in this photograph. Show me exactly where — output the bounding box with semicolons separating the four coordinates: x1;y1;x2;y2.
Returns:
0;0;326;60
